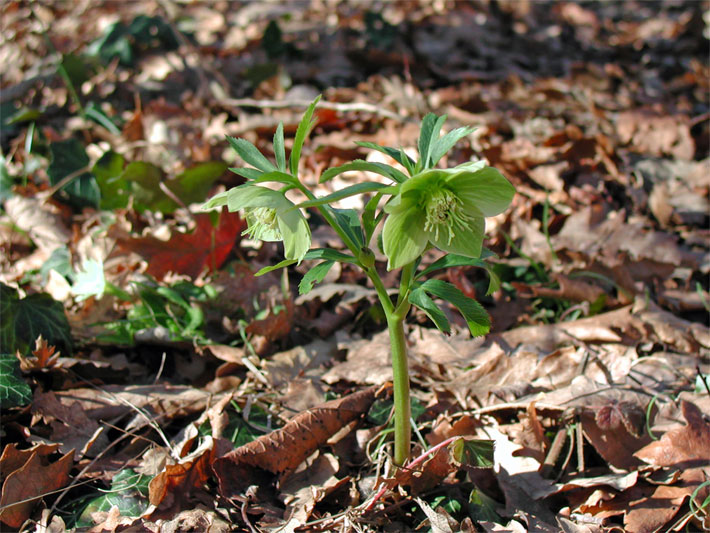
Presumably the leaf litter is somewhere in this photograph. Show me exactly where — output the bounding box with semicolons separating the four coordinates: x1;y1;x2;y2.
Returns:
0;1;708;531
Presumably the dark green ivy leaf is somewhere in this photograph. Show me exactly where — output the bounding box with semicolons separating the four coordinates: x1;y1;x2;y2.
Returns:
47;138;100;210
0;283;73;356
0;354;32;409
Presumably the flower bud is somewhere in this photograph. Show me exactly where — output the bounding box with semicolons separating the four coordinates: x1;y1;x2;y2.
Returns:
359;246;376;269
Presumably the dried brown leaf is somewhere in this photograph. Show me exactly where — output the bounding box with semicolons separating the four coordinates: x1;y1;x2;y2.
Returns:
213;385;384;497
0;447;74;529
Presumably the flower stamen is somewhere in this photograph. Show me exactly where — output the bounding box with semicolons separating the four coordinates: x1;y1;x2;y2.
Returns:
423;189;474;244
244;207;280;240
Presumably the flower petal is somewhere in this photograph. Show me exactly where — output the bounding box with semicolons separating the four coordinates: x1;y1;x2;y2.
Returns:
226;185;287;211
383;200;429;270
277;207;311;262
446;167;515;217
427;215;485;258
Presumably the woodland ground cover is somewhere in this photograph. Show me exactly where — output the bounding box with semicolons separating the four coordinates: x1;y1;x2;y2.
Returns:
0;1;709;531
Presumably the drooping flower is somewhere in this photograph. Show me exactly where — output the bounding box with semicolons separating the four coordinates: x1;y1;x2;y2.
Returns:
202;185;311;262
382;163;515;270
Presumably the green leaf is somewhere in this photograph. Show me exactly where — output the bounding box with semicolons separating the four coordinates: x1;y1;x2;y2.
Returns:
273;122;286;171
399;147;415;175
290;95;321;176
85;102;122;135
468;486;501;523
93;150;128;210
355;141;416;170
229;167;263;180
362;192;384;245
297;182;393;209
0;284;73;355
121;161;166;213
319;160;408;184
171;161;228;205
299;260;335;295
304;248;358;264
418;279;490;337
40;246;73;284
416;251;501;295
417;113;446;170
251;170;299;187
0;354;32;409
408;287;450;333
0;155;13;203
431;126;475;167
77;469;150;527
453;438;495;468
330;207;364;249
124;161;227;213
255;258;297;276
47;138;100;210
60;53;93;88
227;136;277;173
87;21;134;65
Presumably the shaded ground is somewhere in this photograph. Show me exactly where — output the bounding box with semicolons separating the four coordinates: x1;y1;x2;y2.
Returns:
1;1;709;531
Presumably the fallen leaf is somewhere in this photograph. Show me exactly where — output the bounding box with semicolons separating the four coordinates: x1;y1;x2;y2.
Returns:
635;399;710;468
18;335;60;371
0;446;74;529
148;436;231;509
113;209;244;280
214;384;385;497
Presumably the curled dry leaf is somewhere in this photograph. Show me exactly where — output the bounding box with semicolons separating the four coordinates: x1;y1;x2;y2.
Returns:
213;384;385;497
0;444;74;529
635;399;710;468
148;436;233;510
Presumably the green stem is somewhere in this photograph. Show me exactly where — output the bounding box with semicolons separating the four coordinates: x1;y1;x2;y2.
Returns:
387;311;411;466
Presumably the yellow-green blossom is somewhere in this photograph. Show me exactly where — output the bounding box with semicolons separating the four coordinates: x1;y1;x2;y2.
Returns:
383;164;514;270
202;185;311;262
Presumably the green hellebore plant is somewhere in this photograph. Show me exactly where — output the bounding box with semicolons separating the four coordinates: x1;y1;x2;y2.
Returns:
203;97;515;468
203;184;311;263
383;162;515;270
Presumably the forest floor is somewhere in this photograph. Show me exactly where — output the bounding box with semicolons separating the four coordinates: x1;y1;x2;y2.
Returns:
1;1;709;532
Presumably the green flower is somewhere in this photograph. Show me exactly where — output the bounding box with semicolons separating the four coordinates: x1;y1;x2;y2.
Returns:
202;185;311;262
382;163;514;270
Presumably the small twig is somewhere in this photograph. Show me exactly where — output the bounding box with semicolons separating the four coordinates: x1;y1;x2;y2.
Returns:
364;435;461;512
158;181;192;217
38;165;92;204
218;97;410;123
697;365;710;396
541;427;567;478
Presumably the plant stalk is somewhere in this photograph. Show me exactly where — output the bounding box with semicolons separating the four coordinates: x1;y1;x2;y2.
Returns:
386;312;411;466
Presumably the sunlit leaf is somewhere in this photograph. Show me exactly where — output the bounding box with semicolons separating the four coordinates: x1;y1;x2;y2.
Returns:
0;354;32;409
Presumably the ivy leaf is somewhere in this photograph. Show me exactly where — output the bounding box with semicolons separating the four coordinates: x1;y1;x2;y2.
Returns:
93;150;128;210
47;139;100;210
0;354;32;409
0;284;73;356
